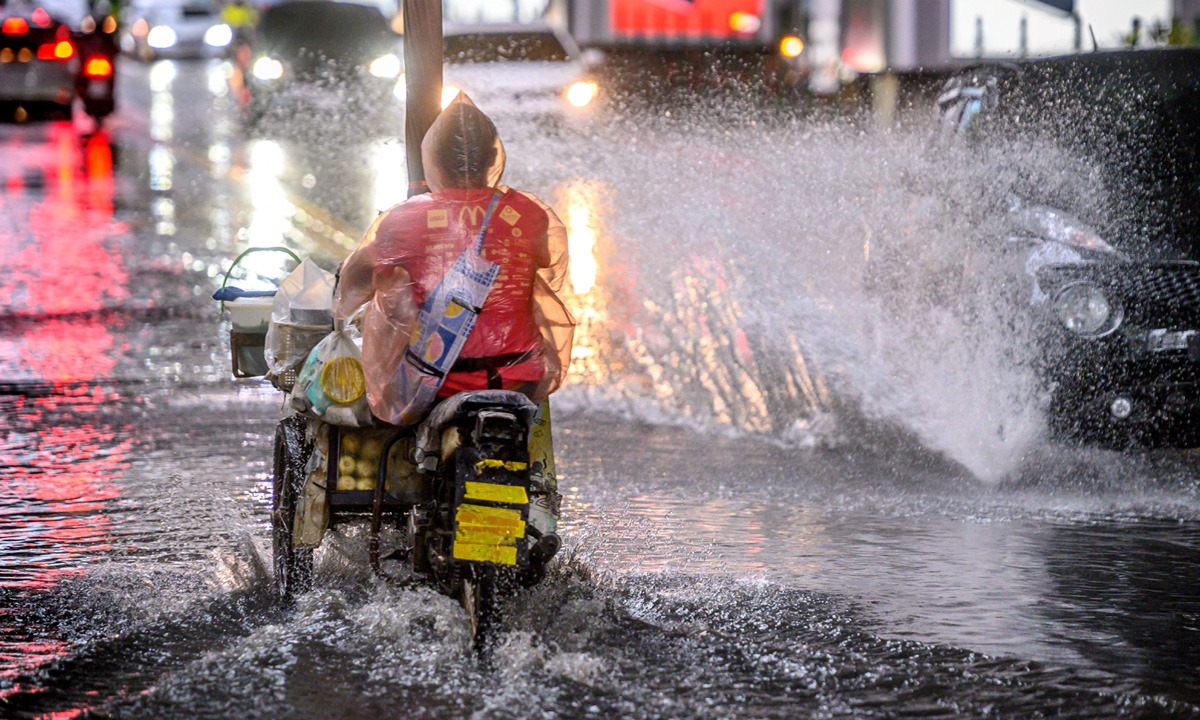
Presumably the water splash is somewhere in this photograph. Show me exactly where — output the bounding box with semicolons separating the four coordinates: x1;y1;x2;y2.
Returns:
494;99;1127;480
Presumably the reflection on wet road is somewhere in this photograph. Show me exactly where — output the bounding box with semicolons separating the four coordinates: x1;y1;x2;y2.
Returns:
0;57;1198;720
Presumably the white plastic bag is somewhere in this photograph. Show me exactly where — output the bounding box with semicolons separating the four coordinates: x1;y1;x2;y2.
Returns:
264;259;335;379
290;324;373;427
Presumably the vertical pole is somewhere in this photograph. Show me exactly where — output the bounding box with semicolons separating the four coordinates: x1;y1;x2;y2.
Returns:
1019;15;1027;57
402;0;442;198
974;15;983;58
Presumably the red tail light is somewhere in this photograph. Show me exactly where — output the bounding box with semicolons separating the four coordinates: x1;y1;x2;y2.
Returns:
31;8;50;26
2;17;29;35
37;40;74;60
84;56;112;78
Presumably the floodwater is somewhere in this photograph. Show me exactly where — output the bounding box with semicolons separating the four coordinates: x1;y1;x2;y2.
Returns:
0;58;1198;720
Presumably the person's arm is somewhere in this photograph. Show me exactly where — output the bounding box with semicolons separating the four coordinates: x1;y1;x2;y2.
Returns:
332;214;386;319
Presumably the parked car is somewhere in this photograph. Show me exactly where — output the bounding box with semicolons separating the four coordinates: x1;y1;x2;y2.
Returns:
440;22;602;121
871;49;1200;447
231;0;401;126
0;0;114;121
121;0;229;61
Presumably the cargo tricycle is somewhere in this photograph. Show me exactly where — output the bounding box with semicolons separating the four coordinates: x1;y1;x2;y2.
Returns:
215;249;563;642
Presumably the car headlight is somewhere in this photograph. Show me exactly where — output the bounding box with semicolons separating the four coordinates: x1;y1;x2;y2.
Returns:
147;25;177;49
253;56;283;81
204;23;232;48
566;80;598;108
1054;282;1123;337
369;53;400;79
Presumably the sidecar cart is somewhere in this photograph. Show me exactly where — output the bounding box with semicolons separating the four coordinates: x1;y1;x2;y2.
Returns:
270;416;422;600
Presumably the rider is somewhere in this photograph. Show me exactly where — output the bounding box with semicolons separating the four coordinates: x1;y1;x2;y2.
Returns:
332;93;575;426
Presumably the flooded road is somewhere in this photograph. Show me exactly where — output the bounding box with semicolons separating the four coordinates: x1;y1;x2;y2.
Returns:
1;58;1199;719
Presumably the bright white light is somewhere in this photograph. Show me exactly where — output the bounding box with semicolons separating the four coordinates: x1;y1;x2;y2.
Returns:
253;56;283;81
440;85;460;109
369;53;400;78
147;25;177;49
149;60;176;90
150;93;173;141
204;23;232;48
250;139;285;177
371;140;407;212
392;74;406;101
566;80;598;108
207;60;231;95
149;144;174;191
247;140;292;247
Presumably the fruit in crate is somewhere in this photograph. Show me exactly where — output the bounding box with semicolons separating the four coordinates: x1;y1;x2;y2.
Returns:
337;474;357;491
360;438;383;461
338;454;357;475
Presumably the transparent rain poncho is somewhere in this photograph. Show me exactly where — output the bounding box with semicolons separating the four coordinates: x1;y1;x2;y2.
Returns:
333;94;575;426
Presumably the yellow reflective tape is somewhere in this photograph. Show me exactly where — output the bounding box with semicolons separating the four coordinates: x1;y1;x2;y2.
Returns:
455;505;525;537
453;542;517;565
464;481;528;505
474;459;529;474
455;526;519;547
457;503;523;525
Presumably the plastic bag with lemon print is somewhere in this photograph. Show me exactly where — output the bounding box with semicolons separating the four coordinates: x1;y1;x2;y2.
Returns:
290;321;373;427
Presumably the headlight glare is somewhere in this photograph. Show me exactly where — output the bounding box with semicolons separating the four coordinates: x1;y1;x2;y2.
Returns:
204;23;232;48
253;56;283;81
369;53;400;78
147;25;177;49
1054;282;1122;337
566;80;599;107
440;85;460;109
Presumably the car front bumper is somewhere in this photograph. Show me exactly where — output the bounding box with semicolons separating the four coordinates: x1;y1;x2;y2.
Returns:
1037;261;1200;446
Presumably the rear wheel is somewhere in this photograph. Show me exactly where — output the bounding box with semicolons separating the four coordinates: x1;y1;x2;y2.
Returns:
460;565;522;655
460;567;500;651
272;419;314;601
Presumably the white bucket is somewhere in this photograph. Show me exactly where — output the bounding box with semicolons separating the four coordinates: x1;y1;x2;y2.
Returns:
227;296;275;333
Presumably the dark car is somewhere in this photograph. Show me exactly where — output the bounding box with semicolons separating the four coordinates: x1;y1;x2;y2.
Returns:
892;49;1200;447
232;0;401;126
0;0;116;122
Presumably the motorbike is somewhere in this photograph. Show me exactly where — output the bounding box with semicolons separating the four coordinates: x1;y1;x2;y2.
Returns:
271;391;562;640
216;250;562;644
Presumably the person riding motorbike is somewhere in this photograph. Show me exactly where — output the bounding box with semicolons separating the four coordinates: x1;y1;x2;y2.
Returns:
332;93;575;427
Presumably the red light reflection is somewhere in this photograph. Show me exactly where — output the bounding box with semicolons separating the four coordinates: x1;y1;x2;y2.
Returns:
0;123;131;690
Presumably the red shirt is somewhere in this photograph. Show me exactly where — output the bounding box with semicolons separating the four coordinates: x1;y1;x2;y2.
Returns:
367;187;550;395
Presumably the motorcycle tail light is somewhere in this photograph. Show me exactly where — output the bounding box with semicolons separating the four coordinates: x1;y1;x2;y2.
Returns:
84;56;112;78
